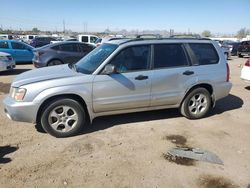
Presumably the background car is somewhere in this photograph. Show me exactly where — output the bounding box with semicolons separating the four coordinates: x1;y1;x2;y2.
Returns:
0;52;15;72
30;37;57;48
95;37;125;47
32;41;95;67
214;40;231;60
223;41;241;56
238;41;250;58
77;35;99;45
0;40;34;63
241;58;250;82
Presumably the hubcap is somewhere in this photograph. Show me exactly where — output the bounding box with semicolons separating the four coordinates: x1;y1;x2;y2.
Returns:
188;93;208;115
48;105;78;132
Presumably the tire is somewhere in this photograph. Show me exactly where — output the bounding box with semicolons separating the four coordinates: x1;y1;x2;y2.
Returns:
47;59;63;66
40;98;85;137
180;88;211;119
238;53;243;58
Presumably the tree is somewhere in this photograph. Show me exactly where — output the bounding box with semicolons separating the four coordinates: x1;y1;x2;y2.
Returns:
32;27;40;33
236;28;250;39
201;30;211;37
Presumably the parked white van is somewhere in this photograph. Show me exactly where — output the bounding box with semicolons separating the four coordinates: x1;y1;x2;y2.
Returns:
78;35;99;45
0;34;13;40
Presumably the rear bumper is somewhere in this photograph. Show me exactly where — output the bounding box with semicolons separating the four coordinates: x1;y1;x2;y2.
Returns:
32;59;46;68
3;96;38;123
238;51;250;56
0;60;16;72
214;82;232;101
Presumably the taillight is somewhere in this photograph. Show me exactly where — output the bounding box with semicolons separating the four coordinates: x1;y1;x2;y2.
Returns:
245;59;250;67
226;63;230;82
35;51;44;57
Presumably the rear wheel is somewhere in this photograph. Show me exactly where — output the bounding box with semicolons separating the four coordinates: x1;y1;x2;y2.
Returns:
47;59;63;66
40;98;85;137
180;88;211;119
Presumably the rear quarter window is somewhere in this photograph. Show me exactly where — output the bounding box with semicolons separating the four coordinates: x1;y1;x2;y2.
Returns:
188;43;219;65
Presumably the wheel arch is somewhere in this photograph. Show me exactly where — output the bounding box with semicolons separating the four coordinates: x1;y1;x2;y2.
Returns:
36;93;90;125
47;58;64;66
181;83;214;107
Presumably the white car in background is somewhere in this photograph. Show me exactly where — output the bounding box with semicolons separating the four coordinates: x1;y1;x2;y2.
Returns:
241;58;250;82
0;52;15;72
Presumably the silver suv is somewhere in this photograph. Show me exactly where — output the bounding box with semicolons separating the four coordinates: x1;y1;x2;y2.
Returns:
3;38;232;137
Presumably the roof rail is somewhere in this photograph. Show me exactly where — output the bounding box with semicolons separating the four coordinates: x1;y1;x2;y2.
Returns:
136;34;162;39
169;34;202;39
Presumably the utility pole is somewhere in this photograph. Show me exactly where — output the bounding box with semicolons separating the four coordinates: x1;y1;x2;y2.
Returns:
63;19;65;33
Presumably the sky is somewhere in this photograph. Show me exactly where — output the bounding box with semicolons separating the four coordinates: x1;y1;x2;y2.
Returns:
0;0;249;34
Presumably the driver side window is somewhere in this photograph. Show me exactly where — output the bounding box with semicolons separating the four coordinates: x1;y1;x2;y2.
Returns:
109;45;150;73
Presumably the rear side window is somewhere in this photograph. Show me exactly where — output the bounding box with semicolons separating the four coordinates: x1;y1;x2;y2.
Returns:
51;45;60;50
154;44;188;68
59;43;78;52
78;44;94;53
0;41;9;48
188;43;219;65
241;41;250;45
81;36;88;42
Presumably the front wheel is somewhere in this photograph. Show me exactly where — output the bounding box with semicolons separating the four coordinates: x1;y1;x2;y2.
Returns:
40;98;85;137
180;88;211;119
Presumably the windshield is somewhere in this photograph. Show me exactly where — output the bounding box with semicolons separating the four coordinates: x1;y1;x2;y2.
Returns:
75;44;118;74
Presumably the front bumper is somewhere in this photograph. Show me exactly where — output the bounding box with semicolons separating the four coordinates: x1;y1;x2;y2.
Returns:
3;96;38;123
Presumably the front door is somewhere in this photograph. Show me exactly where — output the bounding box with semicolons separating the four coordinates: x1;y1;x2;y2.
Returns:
93;45;152;113
10;41;33;62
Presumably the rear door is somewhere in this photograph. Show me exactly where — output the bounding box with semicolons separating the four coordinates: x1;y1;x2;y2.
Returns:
92;45;152;112
77;43;94;60
150;43;195;106
58;43;80;64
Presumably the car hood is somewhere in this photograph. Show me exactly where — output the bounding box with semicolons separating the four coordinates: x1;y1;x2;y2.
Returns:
12;64;80;87
0;52;10;56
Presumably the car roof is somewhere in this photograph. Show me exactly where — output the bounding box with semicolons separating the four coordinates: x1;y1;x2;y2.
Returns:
36;41;93;50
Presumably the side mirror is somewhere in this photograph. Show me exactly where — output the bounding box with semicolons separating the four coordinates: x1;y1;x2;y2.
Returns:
103;64;116;75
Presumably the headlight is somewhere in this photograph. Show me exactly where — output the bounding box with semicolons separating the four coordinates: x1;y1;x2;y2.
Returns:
0;56;8;61
10;87;27;101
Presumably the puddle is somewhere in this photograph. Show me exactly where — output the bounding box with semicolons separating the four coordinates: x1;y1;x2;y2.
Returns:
0;82;11;94
198;175;239;188
164;134;187;146
163;153;195;166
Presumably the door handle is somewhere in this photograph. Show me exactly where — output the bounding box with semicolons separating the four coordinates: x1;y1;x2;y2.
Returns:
183;70;194;75
135;75;148;80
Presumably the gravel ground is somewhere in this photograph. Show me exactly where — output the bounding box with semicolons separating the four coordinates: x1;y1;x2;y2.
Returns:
0;58;250;188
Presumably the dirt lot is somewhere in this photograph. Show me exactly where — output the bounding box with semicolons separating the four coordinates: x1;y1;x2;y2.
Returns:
0;58;250;188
